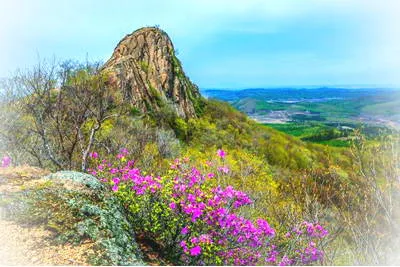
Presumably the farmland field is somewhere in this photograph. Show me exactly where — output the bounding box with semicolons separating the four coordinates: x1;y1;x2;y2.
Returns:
202;88;400;146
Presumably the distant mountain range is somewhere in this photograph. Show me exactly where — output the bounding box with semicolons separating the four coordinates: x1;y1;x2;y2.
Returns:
201;87;396;102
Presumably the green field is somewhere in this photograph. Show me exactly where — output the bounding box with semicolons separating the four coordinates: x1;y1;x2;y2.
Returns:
204;88;400;147
263;121;394;147
264;122;355;147
264;123;328;137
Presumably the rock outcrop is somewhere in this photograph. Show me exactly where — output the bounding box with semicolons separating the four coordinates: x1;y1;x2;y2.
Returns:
0;167;143;265
103;27;202;118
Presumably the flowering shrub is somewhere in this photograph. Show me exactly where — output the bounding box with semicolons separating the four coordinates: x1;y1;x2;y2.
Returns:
88;149;328;265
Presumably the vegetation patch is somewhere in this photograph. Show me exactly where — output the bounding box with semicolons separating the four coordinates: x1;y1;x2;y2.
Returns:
2;171;144;266
87;149;329;265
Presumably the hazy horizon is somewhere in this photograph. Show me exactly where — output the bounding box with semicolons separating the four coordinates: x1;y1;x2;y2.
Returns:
201;85;400;90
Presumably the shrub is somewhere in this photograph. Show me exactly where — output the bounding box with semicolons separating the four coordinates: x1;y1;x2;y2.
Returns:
89;149;328;265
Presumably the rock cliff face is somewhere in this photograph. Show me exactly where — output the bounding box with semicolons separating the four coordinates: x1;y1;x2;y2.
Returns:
103;27;202;118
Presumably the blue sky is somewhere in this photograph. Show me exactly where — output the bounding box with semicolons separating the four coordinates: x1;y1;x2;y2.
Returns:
1;0;399;88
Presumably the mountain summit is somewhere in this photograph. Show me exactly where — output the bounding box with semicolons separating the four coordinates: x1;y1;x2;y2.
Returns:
103;27;202;118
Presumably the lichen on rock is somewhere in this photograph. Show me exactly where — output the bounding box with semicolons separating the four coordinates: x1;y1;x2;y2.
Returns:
1;169;144;266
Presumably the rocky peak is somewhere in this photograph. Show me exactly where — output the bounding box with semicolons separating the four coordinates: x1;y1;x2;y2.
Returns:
103;27;202;118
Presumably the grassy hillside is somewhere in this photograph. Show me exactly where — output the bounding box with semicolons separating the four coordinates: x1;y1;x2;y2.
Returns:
1;63;399;265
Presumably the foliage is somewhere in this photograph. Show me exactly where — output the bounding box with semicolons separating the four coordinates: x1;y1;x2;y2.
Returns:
88;149;329;265
139;61;150;73
0;60;127;171
266;122;352;147
2;59;398;265
184;99;351;171
332;133;400;264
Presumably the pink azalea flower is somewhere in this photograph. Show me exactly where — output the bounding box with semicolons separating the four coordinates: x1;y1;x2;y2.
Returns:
120;148;129;155
218;166;230;174
110;168;118;174
279;255;294;266
181;226;189;235
89;152;98;159
169;202;177;210
217;149;226;158
189;246;202;256
1;156;11;167
199;234;212;244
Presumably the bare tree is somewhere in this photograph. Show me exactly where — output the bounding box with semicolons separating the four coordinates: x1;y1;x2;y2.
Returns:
331;131;400;265
1;60;124;171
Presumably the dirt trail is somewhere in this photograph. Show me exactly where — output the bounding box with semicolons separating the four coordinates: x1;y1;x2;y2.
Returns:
0;166;92;265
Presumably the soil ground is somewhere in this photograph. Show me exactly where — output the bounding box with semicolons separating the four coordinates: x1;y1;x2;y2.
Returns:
0;166;93;265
